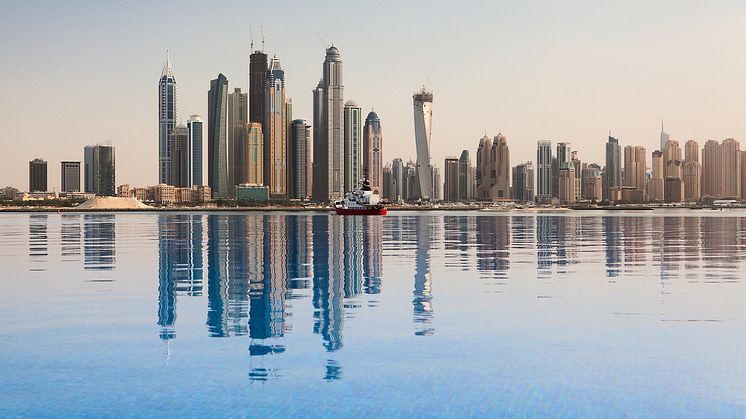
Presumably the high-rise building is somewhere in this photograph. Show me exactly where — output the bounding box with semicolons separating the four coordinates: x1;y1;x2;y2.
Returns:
443;156;459;202
264;56;287;198
722;138;741;198
685;140;699;164
382;164;392;201
60;161;80;193
288;119;311;200
158;52;177;185
170;124;190;187
413;87;433;201
187;115;204;186
571;152;582;201
683;160;701;202
660;119;670;152
432;166;441;201
583;163;603;202
647;150;665;202
391;158;404;203
491;134;511;200
604;135;621;200
312;46;344;202
536;140;553;202
623;145;646;192
343;101;362;192
249;49;268;125
458;150;472;201
29;158;47;192
664;140;682;179
363;111;383;194
558;165;576;204
207;74;229;199
512;162;534;203
228;88;248;196
84;144;115;196
476;135;493;200
246;122;263;185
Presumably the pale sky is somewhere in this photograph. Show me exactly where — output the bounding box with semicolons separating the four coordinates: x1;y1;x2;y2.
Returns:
3;0;746;190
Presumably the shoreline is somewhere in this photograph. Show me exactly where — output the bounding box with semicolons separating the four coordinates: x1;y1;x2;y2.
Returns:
0;205;738;213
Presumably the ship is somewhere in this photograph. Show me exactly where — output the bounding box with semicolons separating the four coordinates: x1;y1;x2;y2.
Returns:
335;179;388;216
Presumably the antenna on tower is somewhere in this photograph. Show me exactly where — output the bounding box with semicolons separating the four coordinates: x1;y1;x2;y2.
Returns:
250;26;254;52
661;117;664;133
260;25;265;51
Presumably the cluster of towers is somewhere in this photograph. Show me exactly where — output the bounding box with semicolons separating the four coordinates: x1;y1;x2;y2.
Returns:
427;121;746;206
158;44;384;203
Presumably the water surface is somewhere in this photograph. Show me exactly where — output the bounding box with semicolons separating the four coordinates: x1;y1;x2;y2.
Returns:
2;210;746;417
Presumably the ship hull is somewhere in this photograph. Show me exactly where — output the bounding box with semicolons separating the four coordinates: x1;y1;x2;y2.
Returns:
335;207;388;216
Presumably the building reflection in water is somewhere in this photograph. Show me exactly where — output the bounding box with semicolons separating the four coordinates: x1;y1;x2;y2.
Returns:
157;214;204;340
60;214;81;262
413;216;434;336
83;214;116;271
312;215;345;351
475;216;510;278
362;217;383;294
28;214;48;270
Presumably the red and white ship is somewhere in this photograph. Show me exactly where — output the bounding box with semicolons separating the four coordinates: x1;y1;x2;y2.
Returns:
335;179;388;216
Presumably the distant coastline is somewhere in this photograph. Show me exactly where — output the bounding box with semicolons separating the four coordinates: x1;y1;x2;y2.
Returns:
0;204;741;213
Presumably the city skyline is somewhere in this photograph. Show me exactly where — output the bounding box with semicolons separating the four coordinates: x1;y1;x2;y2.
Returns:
5;2;746;190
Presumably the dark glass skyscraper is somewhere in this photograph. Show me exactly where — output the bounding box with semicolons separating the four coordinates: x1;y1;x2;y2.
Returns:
158;52;177;185
188;115;203;186
61;161;81;193
249;50;268;125
84;144;115;196
288;119;311;200
208;74;229;199
29;158;47;192
604;135;622;200
170;124;190;187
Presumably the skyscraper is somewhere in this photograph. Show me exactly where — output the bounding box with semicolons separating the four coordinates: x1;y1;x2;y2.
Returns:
391;158;404;203
623;145;646;192
722;138;741;198
344;101;362;191
246;122;263;185
158;52;177;185
249;49;268;125
413;87;433;201
491;134;510;200
208;74;229;199
443;156;459;202
685;140;699;164
170;124;190;187
84;144;115;196
458;150;472;201
683;161;701;202
476;135;493;200
264;56;287;198
60;161;80;193
558;165;576;204
363;111;383;194
432;166;441;201
647;150;665;201
512;162;534;203
188;115;204;186
228;88;248;196
660;119;670;152
604;135;621;200
312;46;344;202
536;140;552;202
288;119;311;200
29;158;47;192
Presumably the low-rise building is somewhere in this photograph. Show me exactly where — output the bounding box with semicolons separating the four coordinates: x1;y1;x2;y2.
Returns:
236;184;270;202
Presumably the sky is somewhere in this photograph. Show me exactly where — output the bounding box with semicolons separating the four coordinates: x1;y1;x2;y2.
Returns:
2;0;746;190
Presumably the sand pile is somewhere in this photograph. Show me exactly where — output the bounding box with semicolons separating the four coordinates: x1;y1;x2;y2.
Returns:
77;196;152;210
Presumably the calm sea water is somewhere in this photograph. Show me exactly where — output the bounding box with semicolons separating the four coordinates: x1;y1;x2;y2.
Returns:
2;210;746;417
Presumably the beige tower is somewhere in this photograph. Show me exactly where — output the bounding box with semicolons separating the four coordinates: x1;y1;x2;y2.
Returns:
475;135;493;200
623;145;646;192
647;150;665;202
491;133;510;200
